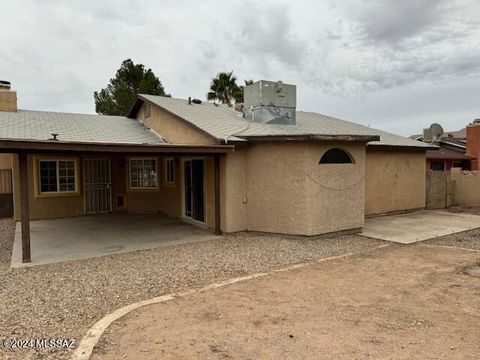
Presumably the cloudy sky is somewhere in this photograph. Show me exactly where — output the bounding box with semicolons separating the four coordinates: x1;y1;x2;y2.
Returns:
1;0;479;136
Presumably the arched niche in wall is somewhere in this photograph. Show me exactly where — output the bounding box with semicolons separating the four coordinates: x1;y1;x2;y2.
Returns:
319;148;354;164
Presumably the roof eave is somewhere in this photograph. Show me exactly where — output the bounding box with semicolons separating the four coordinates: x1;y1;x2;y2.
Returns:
367;143;438;150
238;134;380;142
0;138;234;154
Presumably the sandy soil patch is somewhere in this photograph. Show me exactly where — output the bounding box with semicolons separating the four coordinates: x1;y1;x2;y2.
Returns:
92;245;480;360
0;219;382;360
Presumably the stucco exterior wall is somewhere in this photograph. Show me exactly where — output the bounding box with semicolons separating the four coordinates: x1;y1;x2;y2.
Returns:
245;142;308;235
306;142;365;235
220;148;247;233
450;168;480;207
365;148;426;215
137;101;240;233
137;102;217;145
245;141;365;236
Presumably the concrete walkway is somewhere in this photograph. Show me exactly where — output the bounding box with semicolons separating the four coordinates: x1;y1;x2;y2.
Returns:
11;214;220;267
362;210;480;244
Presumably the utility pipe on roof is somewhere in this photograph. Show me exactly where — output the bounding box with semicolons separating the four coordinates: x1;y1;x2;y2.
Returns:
223;106;254;144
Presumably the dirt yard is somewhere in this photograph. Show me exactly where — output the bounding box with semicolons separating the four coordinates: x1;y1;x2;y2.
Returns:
0;219;383;360
92;245;480;360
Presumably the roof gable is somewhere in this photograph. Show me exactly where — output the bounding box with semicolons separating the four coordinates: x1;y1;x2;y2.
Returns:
136;94;433;149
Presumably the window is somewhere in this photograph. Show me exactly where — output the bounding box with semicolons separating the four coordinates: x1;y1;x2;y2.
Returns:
164;158;175;185
319;148;353;164
129;158;158;189
38;159;77;193
431;161;445;171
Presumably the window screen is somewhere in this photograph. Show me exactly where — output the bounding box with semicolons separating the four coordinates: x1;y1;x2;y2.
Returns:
130;158;158;188
39;160;77;193
319;148;353;164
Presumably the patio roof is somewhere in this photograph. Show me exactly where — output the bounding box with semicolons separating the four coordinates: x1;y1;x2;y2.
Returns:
8;139;228;265
0;138;234;154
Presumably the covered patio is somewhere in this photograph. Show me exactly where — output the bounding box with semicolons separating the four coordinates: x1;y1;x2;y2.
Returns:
11;213;221;267
1;139;233;265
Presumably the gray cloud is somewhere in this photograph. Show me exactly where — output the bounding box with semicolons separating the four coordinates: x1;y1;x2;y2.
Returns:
232;3;306;68
0;0;479;136
345;0;449;44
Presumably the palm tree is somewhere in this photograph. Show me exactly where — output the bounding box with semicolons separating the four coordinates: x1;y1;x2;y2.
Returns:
237;79;254;103
207;72;243;106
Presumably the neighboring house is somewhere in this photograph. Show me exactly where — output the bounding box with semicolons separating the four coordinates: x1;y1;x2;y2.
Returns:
0;80;432;262
412;122;480;171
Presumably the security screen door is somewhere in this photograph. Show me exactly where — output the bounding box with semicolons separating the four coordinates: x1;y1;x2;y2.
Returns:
184;159;205;223
84;159;112;214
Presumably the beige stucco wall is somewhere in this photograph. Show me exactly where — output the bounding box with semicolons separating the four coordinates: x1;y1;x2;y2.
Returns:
137;102;217;145
245;141;365;236
365;148;426;215
220;148;247;233
450;168;480;207
137;101;242;233
306;142;366;235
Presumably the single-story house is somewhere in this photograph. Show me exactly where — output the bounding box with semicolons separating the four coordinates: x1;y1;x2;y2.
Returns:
0;80;432;262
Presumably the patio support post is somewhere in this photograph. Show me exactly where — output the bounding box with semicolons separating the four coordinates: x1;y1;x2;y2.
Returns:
214;155;221;235
19;152;31;263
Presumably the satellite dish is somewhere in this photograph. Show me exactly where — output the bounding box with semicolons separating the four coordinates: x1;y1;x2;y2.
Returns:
429;123;444;143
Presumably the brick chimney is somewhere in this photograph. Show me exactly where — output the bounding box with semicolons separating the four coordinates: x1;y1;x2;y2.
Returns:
466;120;480;170
0;81;17;112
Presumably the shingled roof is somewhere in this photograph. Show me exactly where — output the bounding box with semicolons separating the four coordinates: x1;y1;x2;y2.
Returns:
0;110;165;145
134;95;433;149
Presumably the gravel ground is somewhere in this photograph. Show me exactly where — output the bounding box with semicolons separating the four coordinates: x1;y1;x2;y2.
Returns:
415;207;480;251
448;206;480;216
420;229;480;251
0;219;384;360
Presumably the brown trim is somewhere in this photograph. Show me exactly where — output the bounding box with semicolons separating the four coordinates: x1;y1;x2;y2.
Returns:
367;144;436;151
130;96;222;144
19;152;31;263
0;139;233;154
238;134;380;142
214;155;221;235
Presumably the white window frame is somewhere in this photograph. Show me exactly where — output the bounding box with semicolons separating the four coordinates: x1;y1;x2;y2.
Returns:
164;158;175;186
128;157;159;190
38;159;78;195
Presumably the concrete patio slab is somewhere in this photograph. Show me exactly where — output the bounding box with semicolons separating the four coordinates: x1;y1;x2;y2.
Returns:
11;214;221;267
362;209;480;244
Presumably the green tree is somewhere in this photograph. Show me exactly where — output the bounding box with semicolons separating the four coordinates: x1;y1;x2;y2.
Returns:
207;71;244;106
94;59;169;116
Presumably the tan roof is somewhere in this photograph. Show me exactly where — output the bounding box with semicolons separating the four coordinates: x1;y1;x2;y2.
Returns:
0;110;165;145
138;95;432;148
